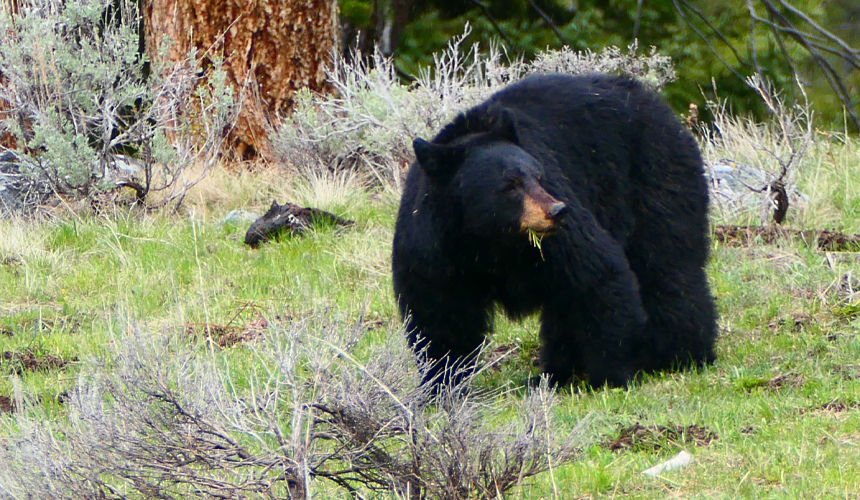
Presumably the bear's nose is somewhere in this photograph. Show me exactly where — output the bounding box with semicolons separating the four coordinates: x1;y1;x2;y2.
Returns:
548;202;567;221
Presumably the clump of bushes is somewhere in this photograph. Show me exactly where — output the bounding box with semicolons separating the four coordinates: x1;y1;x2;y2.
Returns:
275;30;676;190
0;314;589;499
0;0;237;211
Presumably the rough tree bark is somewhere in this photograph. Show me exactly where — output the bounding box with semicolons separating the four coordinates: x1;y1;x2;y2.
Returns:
143;0;338;160
0;74;17;150
0;1;20;150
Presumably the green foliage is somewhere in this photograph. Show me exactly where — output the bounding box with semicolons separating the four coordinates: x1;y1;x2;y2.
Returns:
0;0;146;195
344;0;859;129
341;0;373;26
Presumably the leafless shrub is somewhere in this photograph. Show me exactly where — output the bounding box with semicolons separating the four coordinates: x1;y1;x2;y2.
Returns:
526;42;676;91
701;75;814;224
311;350;588;499
0;0;238;212
275;28;676;192
0;314;588;499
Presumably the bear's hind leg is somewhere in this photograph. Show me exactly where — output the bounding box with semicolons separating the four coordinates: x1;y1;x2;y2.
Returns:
540;302;639;388
632;265;718;373
539;310;585;386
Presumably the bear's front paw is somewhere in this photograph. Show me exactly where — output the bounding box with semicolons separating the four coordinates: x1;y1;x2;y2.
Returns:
586;365;636;389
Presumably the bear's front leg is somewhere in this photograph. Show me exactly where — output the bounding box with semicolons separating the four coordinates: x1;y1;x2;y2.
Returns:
395;274;493;388
540;200;648;387
540;269;645;387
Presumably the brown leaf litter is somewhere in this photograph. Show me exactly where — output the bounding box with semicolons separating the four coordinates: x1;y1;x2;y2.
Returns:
604;423;719;452
1;350;71;374
714;225;860;252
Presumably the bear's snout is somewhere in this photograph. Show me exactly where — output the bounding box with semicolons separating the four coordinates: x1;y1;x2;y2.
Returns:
520;188;565;234
548;202;567;221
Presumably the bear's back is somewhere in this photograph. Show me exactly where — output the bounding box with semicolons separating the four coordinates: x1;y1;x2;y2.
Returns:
429;73;704;250
434;73;660;145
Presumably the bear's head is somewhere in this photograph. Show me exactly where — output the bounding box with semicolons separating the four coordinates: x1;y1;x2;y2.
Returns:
412;112;567;240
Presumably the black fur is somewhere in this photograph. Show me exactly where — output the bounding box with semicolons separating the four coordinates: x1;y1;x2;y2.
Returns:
392;73;718;387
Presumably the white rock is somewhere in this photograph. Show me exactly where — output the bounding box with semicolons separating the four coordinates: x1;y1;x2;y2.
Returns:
642;450;693;477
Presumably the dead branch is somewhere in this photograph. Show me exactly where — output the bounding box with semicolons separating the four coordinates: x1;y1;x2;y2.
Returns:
244;201;355;248
673;0;860;131
749;0;860;130
703;74;813;225
673;0;751;80
527;0;570;47
470;0;516;49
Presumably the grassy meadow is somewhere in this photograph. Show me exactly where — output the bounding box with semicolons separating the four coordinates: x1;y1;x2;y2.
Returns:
0;133;859;499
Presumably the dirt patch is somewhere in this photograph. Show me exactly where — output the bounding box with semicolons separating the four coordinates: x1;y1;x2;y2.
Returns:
0;395;14;413
185;319;267;348
714;225;860;252
820;402;860;413
833;365;860;381
486;344;521;371
604;423;718;452
1;256;22;267
6;316;83;335
767;372;807;391
768;314;813;334
738;372;808;391
801;401;860;416
1;350;71;374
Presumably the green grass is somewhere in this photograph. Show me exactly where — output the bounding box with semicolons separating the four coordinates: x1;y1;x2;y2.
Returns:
1;137;859;498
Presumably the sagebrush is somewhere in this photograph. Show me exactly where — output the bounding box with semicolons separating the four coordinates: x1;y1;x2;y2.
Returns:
0;314;587;499
0;0;238;210
275;29;676;190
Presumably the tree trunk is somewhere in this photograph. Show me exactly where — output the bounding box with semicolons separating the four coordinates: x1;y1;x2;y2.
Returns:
0;1;19;149
143;0;338;161
0;74;17;150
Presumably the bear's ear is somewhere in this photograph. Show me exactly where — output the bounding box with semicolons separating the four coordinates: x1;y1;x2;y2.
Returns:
413;138;462;179
494;109;519;144
264;200;281;216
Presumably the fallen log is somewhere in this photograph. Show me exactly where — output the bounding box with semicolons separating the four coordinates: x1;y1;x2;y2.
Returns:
714;225;860;252
244;201;354;248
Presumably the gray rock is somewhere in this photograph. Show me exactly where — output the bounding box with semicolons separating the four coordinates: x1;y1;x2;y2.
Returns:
221;209;260;226
704;158;807;219
0;151;24;215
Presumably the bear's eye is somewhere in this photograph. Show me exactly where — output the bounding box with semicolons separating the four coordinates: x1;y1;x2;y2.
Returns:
504;179;522;192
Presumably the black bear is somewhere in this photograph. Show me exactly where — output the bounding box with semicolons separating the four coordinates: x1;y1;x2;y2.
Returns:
392;73;718;388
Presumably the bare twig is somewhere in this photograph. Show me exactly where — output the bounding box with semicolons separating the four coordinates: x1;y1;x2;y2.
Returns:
702;76;813;224
470;0;516;49
671;0;860;131
527;0;570;47
672;0;749;80
759;4;860;130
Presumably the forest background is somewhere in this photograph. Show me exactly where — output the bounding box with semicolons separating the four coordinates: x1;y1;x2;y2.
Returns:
342;0;860;131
